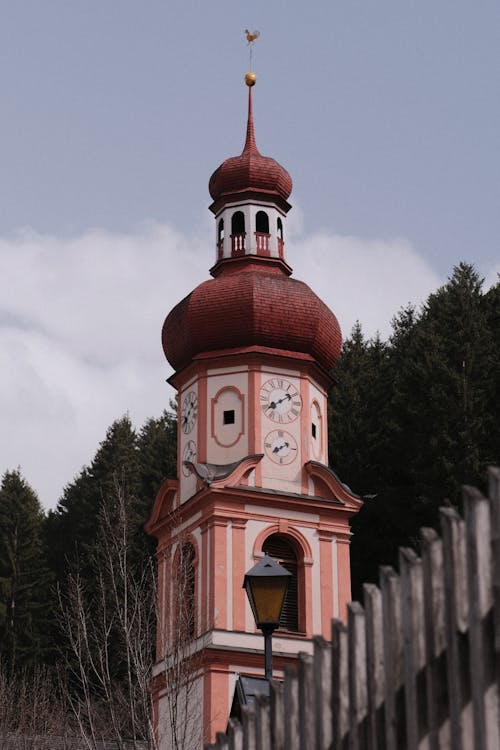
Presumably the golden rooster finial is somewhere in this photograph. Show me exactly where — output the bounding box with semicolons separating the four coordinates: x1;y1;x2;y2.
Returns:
244;29;260;75
245;29;260;44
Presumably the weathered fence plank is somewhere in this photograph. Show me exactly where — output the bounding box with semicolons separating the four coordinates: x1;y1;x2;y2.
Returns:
464;484;500;750
363;583;385;750
254;694;271;750
283;666;299;750
441;506;471;750
313;636;332;750
400;547;428;750
380;565;405;750
298;652;314;750
269;680;284;750
332;619;349;750
488;466;500;745
241;704;256;750
421;527;449;750
347;601;367;750
227;718;243;750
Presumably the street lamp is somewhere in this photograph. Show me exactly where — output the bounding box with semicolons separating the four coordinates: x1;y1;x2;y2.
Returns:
243;555;291;681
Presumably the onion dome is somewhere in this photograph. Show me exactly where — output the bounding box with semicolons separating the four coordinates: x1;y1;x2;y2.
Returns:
208;82;292;210
163;261;342;374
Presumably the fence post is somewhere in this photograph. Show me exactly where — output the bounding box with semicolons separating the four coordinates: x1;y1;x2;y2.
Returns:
227;718;243;750
254;694;271;750
421;527;449;750
284;666;300;750
399;547;428;750
269;679;284;750
363;583;385;750
440;506;470;750
298;652;315;750
313;636;332;750
241;704;256;750
332;618;349;750
347;601;367;750
464;483;500;750
216;731;230;750
380;565;404;750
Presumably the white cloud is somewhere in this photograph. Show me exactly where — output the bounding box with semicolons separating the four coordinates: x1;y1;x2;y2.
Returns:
2;220;485;511
288;232;443;340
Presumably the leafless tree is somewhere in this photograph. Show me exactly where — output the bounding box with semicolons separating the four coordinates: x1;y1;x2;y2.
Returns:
58;480;202;750
0;662;73;746
58;480;156;750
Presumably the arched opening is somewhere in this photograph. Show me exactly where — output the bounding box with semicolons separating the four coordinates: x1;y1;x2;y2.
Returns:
217;218;224;259
277;217;284;258
175;542;196;640
255;211;269;234
262;534;298;632
255;211;270;255
231;211;245;234
231;211;245;256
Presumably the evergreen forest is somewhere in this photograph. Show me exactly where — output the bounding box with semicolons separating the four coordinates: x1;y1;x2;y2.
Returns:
0;263;498;744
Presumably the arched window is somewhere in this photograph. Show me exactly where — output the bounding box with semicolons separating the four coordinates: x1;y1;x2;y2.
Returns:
231;211;245;235
231;211;245;256
277;218;284;258
255;210;269;234
176;542;196;640
277;217;283;240
217;218;224;259
262;534;298;632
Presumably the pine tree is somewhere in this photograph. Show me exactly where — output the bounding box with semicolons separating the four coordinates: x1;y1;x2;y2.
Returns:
0;470;51;668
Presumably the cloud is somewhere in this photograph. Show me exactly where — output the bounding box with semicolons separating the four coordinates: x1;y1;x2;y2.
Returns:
288;232;443;340
0;220;473;510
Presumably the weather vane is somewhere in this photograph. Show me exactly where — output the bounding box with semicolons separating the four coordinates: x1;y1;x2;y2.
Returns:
245;28;260;73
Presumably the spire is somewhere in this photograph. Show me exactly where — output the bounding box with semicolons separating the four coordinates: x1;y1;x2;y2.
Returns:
242;73;259;155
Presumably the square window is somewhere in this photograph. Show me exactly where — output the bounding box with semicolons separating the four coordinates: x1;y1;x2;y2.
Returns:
311;423;317;439
223;410;235;425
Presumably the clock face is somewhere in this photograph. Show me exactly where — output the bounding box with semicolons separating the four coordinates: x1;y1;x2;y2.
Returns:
182;440;197;477
181;391;198;435
260;378;302;424
264;429;298;465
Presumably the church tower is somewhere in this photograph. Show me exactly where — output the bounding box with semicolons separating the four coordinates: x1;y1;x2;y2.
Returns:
146;73;361;749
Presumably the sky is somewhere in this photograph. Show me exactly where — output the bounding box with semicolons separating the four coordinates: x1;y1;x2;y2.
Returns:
1;1;499;510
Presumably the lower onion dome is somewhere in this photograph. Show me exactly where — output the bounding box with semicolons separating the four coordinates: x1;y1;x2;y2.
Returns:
163;262;342;373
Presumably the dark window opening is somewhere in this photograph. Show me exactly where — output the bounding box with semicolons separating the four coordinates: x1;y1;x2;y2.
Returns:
262;534;298;632
231;211;245;234
223;410;235;425
312;423;317;439
277;217;283;240
256;210;269;234
218;218;224;242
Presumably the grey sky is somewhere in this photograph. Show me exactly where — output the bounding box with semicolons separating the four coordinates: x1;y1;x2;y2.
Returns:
1;1;498;508
1;1;498;270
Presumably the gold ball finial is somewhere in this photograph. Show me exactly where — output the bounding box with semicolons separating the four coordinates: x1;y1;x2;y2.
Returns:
245;72;256;87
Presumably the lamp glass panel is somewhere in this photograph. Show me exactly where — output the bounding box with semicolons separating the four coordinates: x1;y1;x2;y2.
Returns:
247;577;288;626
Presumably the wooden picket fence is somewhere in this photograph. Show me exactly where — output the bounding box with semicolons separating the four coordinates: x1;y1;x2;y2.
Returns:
207;467;500;749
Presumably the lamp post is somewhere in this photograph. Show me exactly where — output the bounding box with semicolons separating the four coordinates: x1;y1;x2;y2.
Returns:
243;555;292;681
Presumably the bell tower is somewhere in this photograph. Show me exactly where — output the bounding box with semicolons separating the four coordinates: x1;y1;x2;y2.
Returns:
147;73;361;749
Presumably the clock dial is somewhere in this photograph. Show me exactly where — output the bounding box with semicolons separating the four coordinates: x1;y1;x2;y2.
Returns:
182;439;197;477
264;429;298;465
181;391;198;435
260;378;302;424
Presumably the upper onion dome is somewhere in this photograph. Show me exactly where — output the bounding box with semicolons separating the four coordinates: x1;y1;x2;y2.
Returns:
208;83;292;207
163;261;342;374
